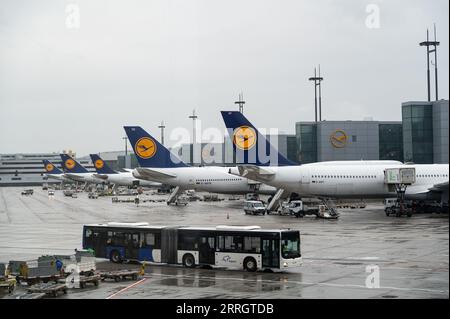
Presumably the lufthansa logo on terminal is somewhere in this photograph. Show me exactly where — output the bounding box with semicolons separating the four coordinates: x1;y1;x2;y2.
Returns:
45;163;54;172
330;130;348;148
65;159;76;170
135;137;157;159
233;126;257;151
94;159;104;169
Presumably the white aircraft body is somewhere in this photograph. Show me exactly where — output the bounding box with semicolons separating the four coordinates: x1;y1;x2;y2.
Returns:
133;166;276;195
90;154;161;188
231;162;449;201
221;111;449;205
124;126;277;196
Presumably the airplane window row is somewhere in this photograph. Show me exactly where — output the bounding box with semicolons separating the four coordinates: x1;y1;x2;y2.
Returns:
312;175;377;179
417;174;448;178
196;179;242;182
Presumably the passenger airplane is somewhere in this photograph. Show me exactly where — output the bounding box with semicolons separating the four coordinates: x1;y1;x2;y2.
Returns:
59;154;102;184
123;126;277;201
89;154;161;188
221;111;449;206
42;160;69;182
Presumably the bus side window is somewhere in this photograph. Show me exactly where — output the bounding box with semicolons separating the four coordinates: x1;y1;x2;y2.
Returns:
217;236;233;252
233;236;243;252
179;234;197;250
143;233;155;247
131;233;139;248
218;236;244;253
244;237;260;253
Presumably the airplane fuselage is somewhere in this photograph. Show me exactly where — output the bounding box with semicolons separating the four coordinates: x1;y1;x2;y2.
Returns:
45;173;68;182
64;173;102;184
103;172;161;188
246;163;449;201
134;166;277;195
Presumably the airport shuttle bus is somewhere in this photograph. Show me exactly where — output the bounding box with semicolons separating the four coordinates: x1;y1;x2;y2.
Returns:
82;223;302;272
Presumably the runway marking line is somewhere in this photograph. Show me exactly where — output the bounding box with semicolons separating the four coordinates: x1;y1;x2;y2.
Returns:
106;278;148;299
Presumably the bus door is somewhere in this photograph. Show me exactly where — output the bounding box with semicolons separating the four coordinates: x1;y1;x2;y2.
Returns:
198;235;215;265
138;232;153;261
262;238;280;268
125;233;140;260
85;228;106;258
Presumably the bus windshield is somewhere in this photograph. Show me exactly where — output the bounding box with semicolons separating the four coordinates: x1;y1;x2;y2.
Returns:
281;231;301;259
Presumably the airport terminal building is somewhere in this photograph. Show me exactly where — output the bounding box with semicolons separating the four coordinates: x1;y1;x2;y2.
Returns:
402;100;448;164
296;120;403;164
0;152;95;187
296;99;448;165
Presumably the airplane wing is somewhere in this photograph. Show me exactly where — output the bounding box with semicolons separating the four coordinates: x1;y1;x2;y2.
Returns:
135;167;177;181
405;181;449;204
93;174;109;180
407;182;449;194
428;181;449;193
233;165;275;183
64;173;87;182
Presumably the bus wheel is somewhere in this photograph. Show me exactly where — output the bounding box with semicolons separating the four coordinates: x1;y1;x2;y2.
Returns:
183;254;195;268
110;250;122;263
244;257;257;272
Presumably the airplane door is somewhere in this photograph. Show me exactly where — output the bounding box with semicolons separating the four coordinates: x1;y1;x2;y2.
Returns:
301;168;310;185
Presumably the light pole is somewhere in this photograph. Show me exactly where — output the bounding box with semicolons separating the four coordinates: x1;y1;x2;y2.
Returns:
235;92;246;114
158;121;166;146
309;66;324;122
188;110;198;165
420;26;440;101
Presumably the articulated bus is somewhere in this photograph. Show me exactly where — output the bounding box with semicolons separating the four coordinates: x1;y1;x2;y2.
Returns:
82;223;302;272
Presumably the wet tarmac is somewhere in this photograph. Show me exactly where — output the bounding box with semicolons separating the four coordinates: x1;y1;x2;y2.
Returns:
0;187;448;299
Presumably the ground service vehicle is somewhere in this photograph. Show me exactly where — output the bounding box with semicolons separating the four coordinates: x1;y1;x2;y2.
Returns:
21;189;34;196
82;223;302;272
244;201;266;215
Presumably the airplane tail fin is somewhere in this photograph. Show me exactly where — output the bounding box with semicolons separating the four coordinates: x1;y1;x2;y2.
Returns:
123;126;188;168
59;154;90;173
42;160;63;174
89;154;118;174
221;111;298;166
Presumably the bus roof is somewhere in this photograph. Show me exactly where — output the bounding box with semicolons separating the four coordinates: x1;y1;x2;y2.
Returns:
83;222;298;233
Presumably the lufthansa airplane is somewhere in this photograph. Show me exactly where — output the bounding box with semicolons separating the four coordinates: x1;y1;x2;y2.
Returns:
221;111;449;205
42;160;69;182
123;126;277;200
60;154;102;184
89;154;161;188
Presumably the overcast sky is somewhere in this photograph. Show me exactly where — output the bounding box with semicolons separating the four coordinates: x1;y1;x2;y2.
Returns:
0;0;448;156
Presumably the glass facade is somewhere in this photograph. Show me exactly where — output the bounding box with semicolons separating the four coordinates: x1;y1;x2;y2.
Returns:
118;154;140;169
296;123;317;164
286;136;300;164
402;104;433;164
379;124;403;162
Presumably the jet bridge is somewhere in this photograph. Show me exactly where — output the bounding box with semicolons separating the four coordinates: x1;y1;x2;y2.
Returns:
384;167;416;217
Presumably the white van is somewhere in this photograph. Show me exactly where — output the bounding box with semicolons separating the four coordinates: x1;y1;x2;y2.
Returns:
244;201;266;215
